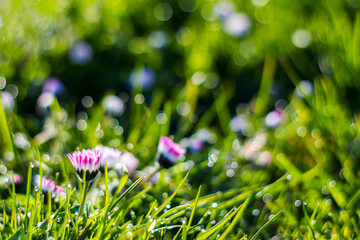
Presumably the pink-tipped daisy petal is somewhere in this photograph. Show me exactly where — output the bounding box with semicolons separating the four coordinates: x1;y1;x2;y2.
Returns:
66;148;101;181
157;136;186;168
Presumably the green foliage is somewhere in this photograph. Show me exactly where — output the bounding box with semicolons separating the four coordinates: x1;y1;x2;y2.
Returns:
1;0;360;239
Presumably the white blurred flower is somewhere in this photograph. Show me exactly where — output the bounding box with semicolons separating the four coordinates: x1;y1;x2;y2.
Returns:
103;95;125;116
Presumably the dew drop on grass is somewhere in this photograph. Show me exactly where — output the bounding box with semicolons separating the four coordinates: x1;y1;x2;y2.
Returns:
0;165;7;174
329;180;336;187
322;186;329;194
108;216;111;220
294;200;302;207
262;193;273;203
165;204;171;209
252;209;260;216
286;174;292;180
34;186;39;192
339;169;345;179
325;199;332;206
211;203;218;208
211;220;216;225
30;162;35;168
162;192;168;198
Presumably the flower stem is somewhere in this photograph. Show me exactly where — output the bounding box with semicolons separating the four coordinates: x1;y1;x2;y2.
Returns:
79;181;90;217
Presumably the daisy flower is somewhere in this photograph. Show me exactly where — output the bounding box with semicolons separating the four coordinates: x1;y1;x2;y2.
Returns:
66;148;101;181
157;136;186;169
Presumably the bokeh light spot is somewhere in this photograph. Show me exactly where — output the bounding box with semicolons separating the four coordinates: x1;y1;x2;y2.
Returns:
292;29;312;48
154;3;173;21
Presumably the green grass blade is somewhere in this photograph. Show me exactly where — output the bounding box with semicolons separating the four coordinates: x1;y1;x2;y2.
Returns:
250;210;283;240
302;204;316;240
218;197;251;240
153;171;190;218
196;207;239;240
186;186;202;233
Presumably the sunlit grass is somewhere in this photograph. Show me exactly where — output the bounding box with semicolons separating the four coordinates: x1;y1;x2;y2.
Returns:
1;0;360;239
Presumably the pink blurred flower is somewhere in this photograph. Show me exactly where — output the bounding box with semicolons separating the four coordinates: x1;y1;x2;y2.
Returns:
41;176;65;199
42;176;55;193
265;110;284;128
54;185;66;198
66;148;101;181
12;173;23;185
257;151;272;166
157;136;186;168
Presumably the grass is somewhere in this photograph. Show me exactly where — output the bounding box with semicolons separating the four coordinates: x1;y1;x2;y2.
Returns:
1;0;360;239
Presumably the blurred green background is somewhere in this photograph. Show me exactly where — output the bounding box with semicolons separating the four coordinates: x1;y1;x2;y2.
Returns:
2;0;360;238
1;0;359;110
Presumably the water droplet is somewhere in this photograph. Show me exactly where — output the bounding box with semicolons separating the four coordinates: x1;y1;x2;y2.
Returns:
325;199;332;206
211;203;218;208
0;165;7;174
252;209;260;216
30;162;35;168
226;169;235;177
262;193;273;203
211;220;216;225
294;200;302;207
322;186;329;194
286;174;292;180
34;186;39;192
329;180;336;187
